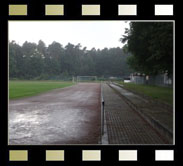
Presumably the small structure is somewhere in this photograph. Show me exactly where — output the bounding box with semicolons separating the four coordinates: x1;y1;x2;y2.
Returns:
130;73;146;84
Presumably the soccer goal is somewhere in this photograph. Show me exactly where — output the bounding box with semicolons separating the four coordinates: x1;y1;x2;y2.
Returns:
76;76;97;82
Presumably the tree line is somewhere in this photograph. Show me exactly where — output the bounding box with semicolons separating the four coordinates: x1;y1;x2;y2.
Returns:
9;40;132;80
121;22;173;76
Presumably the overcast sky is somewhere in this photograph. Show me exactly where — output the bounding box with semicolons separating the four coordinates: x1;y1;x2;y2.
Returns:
9;21;130;50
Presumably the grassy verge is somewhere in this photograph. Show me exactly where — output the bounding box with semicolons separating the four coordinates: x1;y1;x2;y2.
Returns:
117;81;173;106
9;80;75;99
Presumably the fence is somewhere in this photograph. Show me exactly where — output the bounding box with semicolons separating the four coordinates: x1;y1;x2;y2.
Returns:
130;74;173;87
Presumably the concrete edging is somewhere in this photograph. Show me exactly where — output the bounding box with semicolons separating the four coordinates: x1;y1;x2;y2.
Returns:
100;83;109;144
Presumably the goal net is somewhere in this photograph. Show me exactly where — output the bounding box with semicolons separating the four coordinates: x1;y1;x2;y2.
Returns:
76;76;97;82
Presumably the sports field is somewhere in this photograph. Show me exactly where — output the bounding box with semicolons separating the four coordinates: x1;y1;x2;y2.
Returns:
9;81;75;99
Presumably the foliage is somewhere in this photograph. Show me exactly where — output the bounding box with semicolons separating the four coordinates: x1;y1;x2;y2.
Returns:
121;22;173;76
9;40;132;79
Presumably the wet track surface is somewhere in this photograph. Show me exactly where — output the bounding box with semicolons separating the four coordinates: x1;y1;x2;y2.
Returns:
9;83;101;145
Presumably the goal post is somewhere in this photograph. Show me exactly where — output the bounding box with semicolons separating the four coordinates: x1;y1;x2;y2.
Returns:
76;76;97;82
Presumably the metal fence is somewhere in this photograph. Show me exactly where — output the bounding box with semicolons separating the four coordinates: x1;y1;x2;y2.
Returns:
130;74;173;87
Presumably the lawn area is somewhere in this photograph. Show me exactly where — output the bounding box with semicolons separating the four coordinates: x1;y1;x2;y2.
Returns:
9;80;75;99
117;82;173;106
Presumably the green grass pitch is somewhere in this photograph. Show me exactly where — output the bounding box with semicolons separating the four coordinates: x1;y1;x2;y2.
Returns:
9;80;75;99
